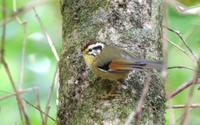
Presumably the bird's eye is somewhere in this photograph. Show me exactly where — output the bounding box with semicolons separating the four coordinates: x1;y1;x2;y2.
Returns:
88;48;92;52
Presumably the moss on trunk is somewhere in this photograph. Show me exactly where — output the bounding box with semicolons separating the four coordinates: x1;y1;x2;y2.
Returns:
57;0;165;124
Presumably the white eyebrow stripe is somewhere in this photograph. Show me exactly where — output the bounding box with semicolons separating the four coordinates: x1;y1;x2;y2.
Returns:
88;42;104;50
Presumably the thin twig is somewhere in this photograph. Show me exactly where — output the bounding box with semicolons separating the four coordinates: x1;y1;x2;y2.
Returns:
167;99;176;125
175;108;193;123
167;77;200;100
166;103;200;109
13;0;28;90
164;37;196;62
56;82;60;106
167;66;196;71
12;1;30;124
0;0;53;27
0;0;6;64
162;9;176;124
163;26;198;61
0;87;38;101
134;75;151;125
33;7;59;124
125;74;151;125
44;65;59;124
171;22;200;56
33;7;59;62
181;72;198;125
18;21;27;89
1;1;29;125
23;98;56;122
162;3;169;81
34;87;45;125
2;59;29;125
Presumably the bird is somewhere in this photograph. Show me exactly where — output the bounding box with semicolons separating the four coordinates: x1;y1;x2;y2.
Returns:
81;41;163;99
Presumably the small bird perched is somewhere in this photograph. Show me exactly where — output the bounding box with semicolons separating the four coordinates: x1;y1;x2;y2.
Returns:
81;41;163;99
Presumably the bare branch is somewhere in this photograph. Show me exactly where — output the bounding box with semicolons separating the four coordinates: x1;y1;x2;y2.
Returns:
13;0;28;90
175;108;193;123
167;77;200;100
33;8;60;124
0;0;54;27
2;60;30;125
44;65;59;124
0;0;6;62
167;100;176;125
164;26;198;61
34;87;45;125
166;103;200;109
33;7;59;62
23;98;56;122
168;66;196;71
181;72;199;124
0;87;38;101
1;1;29;125
164;37;196;62
125;73;151;125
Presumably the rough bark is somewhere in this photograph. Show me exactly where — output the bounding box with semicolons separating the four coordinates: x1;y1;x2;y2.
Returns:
57;0;165;125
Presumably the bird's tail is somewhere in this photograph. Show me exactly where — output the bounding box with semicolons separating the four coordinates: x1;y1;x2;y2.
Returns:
144;60;163;69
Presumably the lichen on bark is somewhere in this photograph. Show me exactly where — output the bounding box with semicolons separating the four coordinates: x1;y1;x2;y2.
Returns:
57;0;165;125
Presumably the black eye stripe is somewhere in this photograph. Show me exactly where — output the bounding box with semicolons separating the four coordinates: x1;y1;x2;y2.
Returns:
93;46;102;51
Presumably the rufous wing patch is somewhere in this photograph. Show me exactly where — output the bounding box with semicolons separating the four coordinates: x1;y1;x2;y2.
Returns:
109;60;130;70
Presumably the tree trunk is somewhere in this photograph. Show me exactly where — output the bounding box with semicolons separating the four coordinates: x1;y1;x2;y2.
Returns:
57;0;165;125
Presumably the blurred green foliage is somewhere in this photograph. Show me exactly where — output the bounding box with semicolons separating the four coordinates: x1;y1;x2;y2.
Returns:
0;0;61;124
165;5;200;125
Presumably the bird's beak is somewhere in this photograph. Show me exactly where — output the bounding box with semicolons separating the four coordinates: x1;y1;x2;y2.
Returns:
77;53;83;57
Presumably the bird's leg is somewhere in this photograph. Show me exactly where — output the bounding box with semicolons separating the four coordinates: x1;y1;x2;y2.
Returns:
101;81;121;99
